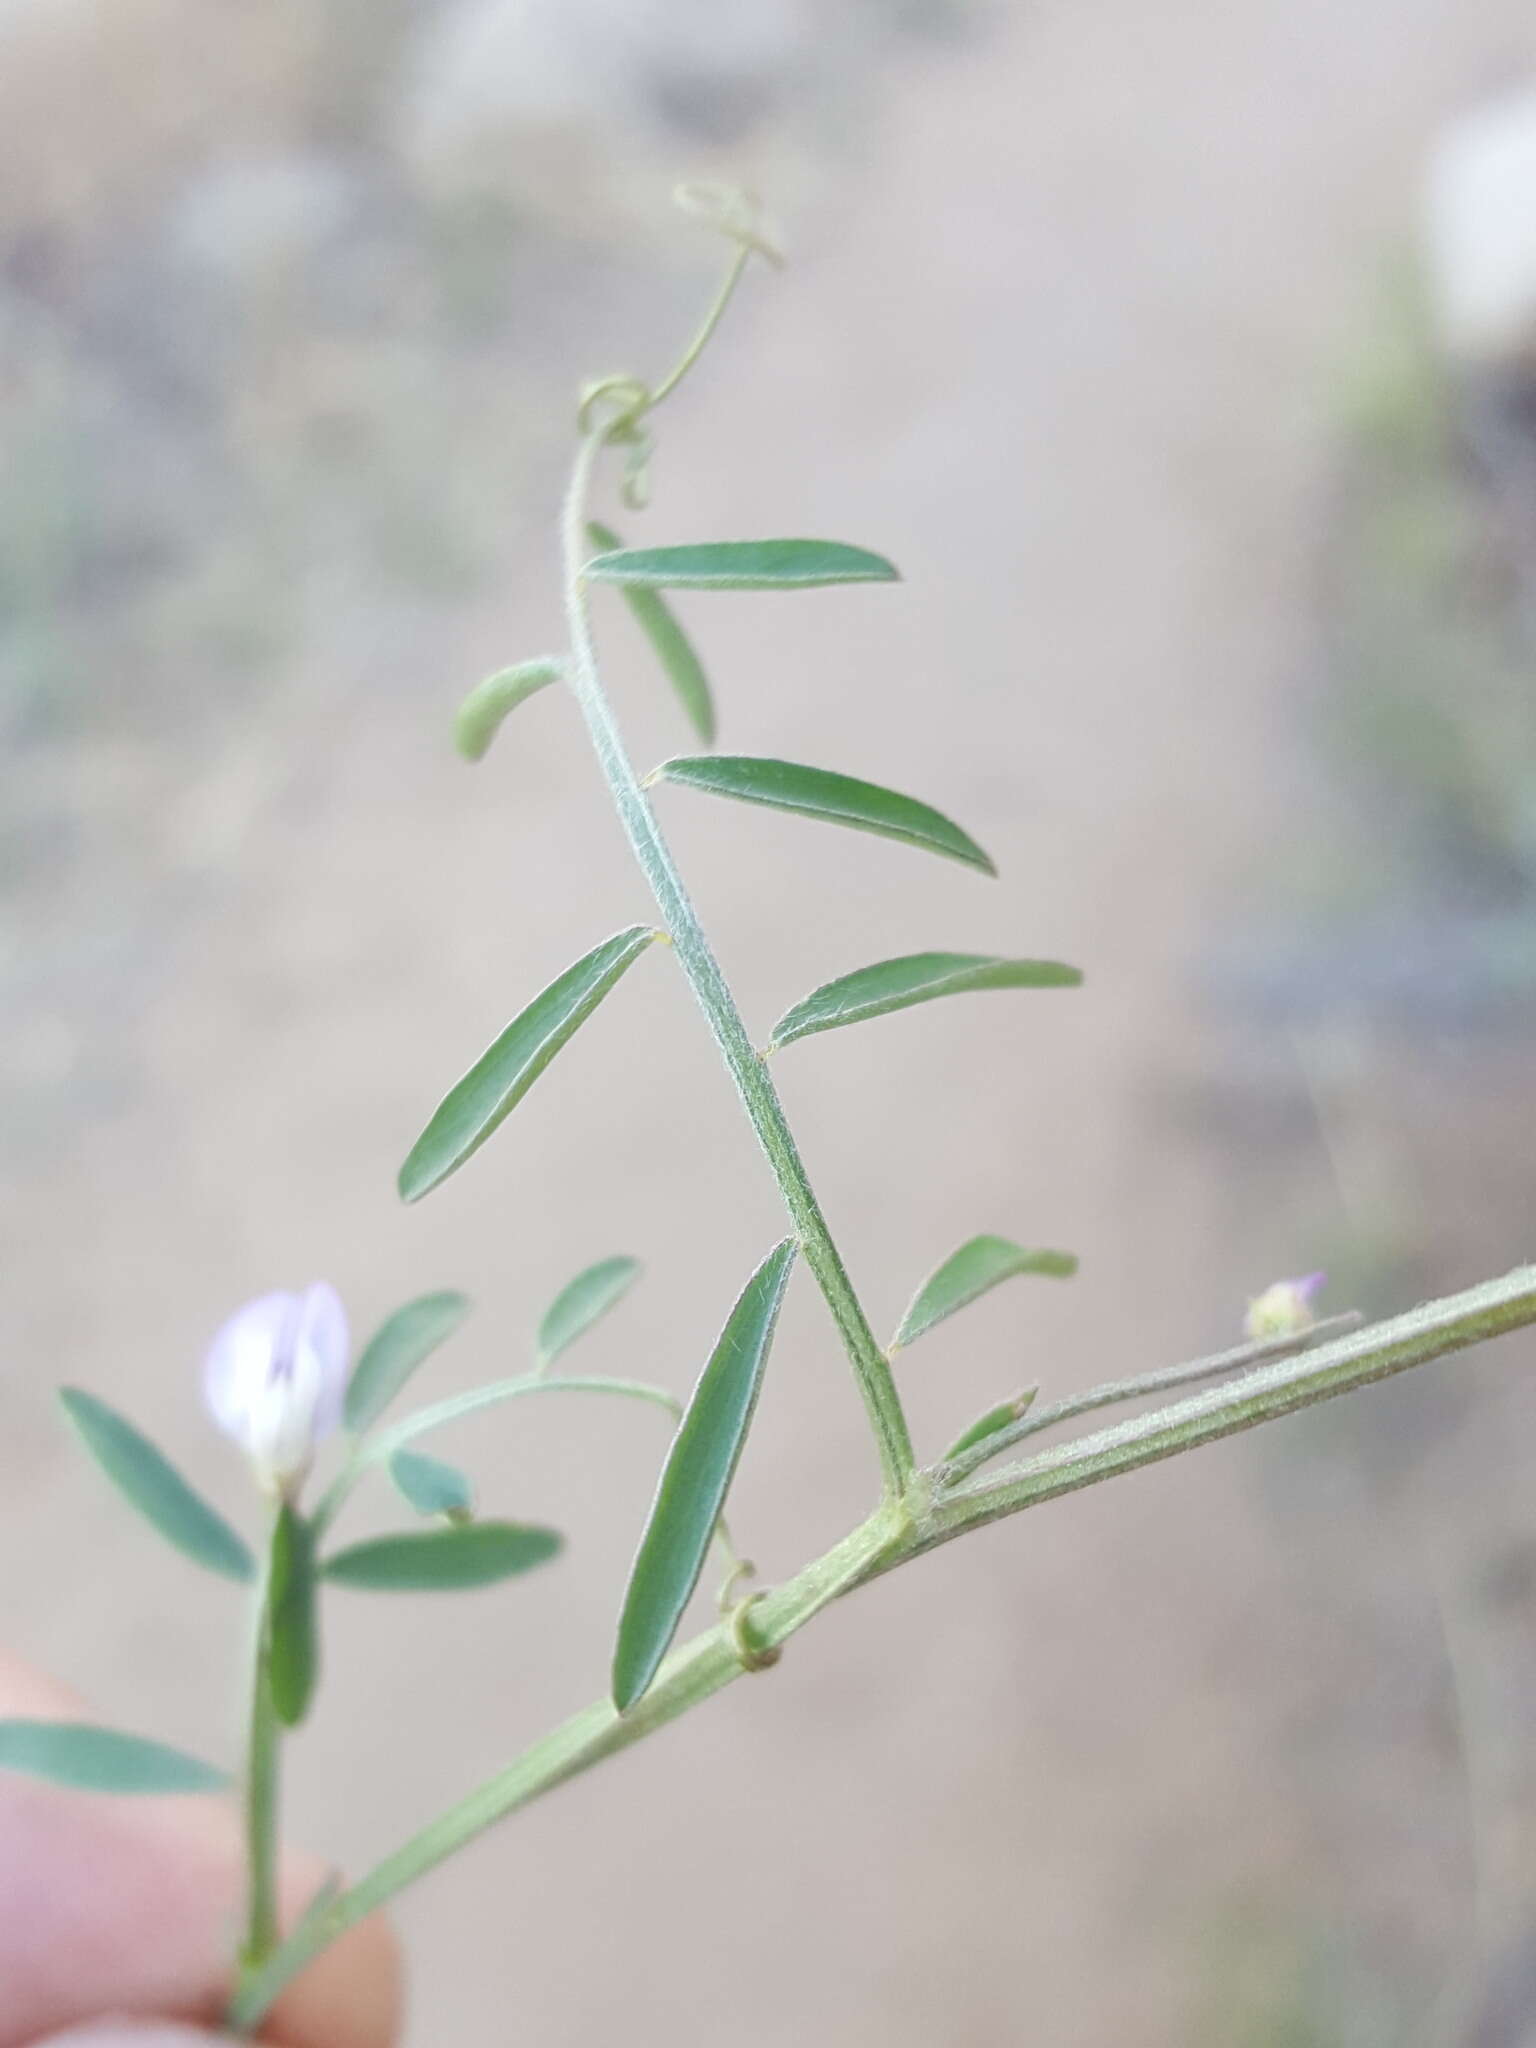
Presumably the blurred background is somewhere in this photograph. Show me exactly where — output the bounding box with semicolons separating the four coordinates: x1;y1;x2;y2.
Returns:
5;1;1536;2041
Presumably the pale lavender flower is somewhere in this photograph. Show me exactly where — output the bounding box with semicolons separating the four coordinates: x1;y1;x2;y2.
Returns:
1243;1270;1327;1341
204;1283;348;1497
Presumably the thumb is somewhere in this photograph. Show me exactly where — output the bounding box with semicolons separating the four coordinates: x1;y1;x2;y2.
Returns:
0;1652;399;2048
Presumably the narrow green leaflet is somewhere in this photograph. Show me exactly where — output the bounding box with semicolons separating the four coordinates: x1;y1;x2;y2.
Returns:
941;1389;1038;1463
0;1720;228;1795
322;1522;562;1591
59;1389;254;1584
651;757;995;876
612;1238;797;1713
537;1254;641;1369
454;657;563;762
891;1237;1077;1353
389;1449;474;1521
585;539;898;592
770;952;1082;1049
267;1505;318;1728
399;926;660;1202
587;522;715;745
345;1292;472;1434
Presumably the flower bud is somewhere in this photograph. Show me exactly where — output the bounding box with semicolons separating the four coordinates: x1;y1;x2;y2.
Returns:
204;1283;348;1498
1244;1271;1326;1341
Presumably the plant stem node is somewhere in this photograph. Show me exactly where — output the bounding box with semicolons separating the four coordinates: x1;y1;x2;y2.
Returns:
728;1592;781;1674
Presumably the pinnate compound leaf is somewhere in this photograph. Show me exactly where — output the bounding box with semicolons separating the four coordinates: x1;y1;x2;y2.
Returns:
587;522;715;745
651;757;994;875
345;1292;471;1434
454;658;562;762
771;952;1082;1049
399;927;660;1202
941;1389;1038;1463
537;1255;641;1368
59;1388;254;1584
612;1238;797;1712
322;1522;562;1591
0;1720;228;1795
892;1236;1077;1353
585;539;898;591
267;1505;318;1728
389;1449;474;1520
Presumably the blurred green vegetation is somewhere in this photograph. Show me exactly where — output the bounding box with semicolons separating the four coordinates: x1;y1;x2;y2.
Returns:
1196;1912;1409;2048
1315;263;1536;919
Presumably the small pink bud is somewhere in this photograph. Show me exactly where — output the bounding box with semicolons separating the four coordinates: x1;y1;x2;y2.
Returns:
1244;1271;1326;1341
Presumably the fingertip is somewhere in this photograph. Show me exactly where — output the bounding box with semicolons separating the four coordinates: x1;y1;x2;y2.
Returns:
0;1651;402;2048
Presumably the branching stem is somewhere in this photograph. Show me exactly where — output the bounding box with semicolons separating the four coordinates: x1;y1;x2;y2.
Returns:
228;1265;1536;2029
937;1309;1365;1485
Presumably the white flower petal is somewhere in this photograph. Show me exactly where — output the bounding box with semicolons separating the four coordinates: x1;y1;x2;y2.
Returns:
297;1281;349;1436
244;1361;321;1488
204;1291;299;1438
203;1282;350;1493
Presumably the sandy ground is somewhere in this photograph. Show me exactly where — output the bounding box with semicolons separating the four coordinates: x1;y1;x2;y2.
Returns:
8;3;1536;2043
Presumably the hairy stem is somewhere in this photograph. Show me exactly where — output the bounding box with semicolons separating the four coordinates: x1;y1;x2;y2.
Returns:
920;1266;1536;1548
559;429;915;1495
227;1265;1536;2029
937;1308;1365;1484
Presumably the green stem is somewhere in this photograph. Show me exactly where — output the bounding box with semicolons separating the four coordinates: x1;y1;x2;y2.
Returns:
560;429;915;1496
310;1375;682;1538
647;247;752;411
237;1522;282;1974
226;1265;1536;2031
937;1308;1365;1484
226;1503;901;2031
308;1372;749;1585
917;1265;1536;1552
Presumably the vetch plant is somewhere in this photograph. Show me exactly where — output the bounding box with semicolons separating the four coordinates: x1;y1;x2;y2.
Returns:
7;185;1536;2033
